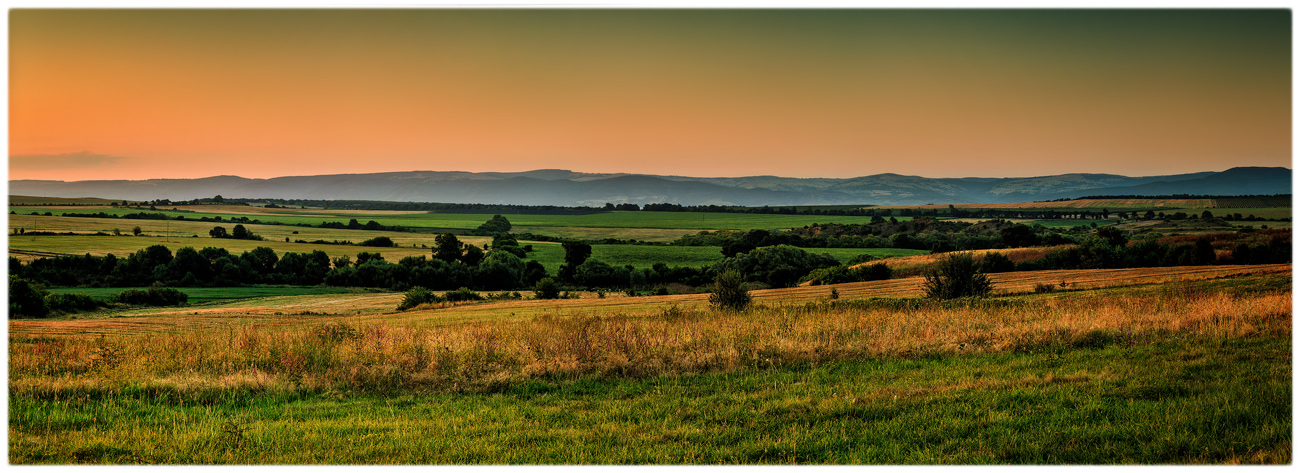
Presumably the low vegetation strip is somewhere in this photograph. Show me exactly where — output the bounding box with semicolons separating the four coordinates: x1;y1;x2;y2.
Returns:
7;268;1290;463
10;276;1288;395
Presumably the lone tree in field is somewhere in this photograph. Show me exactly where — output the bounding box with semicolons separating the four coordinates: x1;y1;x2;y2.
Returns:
923;252;992;299
709;270;751;311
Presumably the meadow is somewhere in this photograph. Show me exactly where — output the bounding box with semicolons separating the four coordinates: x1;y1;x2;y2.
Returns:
8;195;1292;464
8;265;1291;463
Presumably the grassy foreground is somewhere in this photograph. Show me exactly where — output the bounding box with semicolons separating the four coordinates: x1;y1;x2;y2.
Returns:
9;270;1291;464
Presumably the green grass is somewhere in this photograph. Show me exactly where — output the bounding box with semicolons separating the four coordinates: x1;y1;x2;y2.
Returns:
522;243;926;273
12;207;903;233
46;286;375;303
9;334;1289;464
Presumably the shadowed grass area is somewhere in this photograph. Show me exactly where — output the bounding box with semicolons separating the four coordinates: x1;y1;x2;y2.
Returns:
9;335;1289;464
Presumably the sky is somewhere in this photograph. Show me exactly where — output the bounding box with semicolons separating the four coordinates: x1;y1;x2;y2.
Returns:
8;8;1292;181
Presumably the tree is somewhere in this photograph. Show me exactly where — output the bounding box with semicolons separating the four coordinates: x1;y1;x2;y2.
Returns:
132;226;142;236
434;233;462;263
923;252;992;299
231;224;255;240
9;276;48;318
562;241;593;268
472;215;512;235
209;226;229;238
1095;226;1128;248
460;244;484;267
709;270;751;311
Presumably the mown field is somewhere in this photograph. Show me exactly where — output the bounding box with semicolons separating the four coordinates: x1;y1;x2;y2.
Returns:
8;264;1291;463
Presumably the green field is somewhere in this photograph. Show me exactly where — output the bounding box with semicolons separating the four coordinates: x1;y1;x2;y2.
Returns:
47;286;375;303
8;196;1292;464
9;270;1291;464
11;335;1288;464
11;206;898;233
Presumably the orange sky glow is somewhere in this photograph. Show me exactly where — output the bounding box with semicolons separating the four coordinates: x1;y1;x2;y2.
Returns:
8;9;1292;181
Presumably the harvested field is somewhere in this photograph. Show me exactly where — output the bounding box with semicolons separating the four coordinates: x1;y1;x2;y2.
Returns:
14;264;1288;339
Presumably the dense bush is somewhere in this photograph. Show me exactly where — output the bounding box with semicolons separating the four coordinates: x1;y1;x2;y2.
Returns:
471;215;512;236
115;286;188;306
712;244;840;288
359;236;397;247
533;277;561;300
923;252;992;299
803;262;892;286
44;292;105;313
978;252;1016;273
9;276;49;318
709;270;751;311
443;287;483;302
397;286;443;311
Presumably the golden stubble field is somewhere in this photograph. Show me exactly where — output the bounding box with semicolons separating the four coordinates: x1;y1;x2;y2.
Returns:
11;263;1289;339
9;264;1290;397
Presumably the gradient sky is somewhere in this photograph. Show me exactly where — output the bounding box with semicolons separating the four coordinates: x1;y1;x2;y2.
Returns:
9;9;1292;181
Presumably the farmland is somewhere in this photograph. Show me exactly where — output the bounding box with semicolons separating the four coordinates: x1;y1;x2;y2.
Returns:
8;265;1291;463
8;195;1292;464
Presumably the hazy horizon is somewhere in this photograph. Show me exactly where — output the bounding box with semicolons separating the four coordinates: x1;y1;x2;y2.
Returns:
6;164;1293;184
10;9;1291;182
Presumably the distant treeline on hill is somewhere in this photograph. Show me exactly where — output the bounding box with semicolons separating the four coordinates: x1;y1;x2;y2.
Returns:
1050;194;1291;207
227;199;608;215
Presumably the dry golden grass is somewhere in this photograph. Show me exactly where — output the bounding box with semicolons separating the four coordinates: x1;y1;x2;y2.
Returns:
848;246;1075;277
11;264;1287;340
9;264;1290;395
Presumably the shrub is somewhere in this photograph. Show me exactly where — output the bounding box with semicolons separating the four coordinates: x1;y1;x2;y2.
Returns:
397;286;443;311
443;287;483;302
116;286;188;306
859;262;892;281
709;270;751;311
533;277;561;300
923;252;992;299
9;276;49;318
359;236;397;248
45;292;105;313
979;252;1016;273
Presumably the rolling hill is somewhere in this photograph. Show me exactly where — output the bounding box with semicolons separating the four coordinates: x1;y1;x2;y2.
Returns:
8;167;1290;207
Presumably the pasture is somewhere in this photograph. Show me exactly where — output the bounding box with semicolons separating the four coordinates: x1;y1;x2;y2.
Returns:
7;195;1292;464
8;264;1291;463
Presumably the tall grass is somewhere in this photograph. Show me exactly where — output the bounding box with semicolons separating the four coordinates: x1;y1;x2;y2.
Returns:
11;287;1289;396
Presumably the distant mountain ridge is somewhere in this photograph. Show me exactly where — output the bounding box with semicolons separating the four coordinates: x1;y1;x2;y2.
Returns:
8;167;1290;207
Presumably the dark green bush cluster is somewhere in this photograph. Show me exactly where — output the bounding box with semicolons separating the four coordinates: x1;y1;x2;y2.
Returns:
45;292;105;313
709;270;751;311
803;262;892;286
923;252;992;299
115;286;188;306
533;277;561;300
397;286;442;311
9;276;49;318
358;236;396;247
443;287;483;302
978;252;1016;273
711;244;841;288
